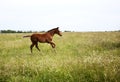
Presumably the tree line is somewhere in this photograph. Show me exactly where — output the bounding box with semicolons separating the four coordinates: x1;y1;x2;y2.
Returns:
0;30;42;33
0;30;74;33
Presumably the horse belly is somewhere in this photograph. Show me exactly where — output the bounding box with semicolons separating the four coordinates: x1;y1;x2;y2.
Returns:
38;37;46;43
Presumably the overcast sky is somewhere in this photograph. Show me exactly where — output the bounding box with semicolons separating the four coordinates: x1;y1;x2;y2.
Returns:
0;0;120;31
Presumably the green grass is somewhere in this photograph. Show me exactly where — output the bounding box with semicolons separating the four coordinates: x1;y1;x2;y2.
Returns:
0;32;120;82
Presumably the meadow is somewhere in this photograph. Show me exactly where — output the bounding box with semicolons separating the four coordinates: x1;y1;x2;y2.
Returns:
0;32;120;82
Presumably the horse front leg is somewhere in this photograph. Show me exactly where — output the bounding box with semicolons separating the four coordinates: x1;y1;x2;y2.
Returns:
47;41;56;53
50;42;57;53
50;42;56;48
47;41;56;48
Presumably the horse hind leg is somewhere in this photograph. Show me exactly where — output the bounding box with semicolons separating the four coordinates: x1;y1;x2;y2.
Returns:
35;43;40;52
30;43;35;53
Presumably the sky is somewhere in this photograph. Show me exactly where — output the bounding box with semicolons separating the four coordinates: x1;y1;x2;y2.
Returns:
0;0;120;31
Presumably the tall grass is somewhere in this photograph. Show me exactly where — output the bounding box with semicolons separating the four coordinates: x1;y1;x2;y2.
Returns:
0;32;120;82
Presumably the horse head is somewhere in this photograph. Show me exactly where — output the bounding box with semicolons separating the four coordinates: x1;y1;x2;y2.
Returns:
55;27;62;36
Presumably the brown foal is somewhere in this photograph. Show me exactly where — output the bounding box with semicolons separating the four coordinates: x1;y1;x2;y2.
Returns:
23;27;62;53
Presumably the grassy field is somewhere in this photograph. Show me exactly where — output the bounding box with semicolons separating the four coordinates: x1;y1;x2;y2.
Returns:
0;32;120;82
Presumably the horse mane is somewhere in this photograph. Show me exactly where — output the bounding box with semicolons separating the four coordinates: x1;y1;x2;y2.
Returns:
47;28;56;33
46;28;57;36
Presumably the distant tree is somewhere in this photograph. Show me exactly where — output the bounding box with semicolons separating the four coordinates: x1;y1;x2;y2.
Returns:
64;30;71;32
17;31;23;33
40;31;45;32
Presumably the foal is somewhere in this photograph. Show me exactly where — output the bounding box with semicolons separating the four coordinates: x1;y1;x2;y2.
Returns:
23;27;62;53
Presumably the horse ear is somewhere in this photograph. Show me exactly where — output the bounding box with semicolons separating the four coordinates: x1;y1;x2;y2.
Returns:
57;27;59;29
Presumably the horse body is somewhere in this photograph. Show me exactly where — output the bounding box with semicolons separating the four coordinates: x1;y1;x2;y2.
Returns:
23;27;62;53
31;33;51;43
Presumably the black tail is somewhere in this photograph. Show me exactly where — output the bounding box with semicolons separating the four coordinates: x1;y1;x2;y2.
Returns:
23;35;31;38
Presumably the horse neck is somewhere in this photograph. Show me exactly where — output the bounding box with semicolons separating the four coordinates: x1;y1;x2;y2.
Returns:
47;30;55;37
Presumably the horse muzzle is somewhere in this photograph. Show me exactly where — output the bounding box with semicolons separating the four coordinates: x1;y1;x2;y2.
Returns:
59;32;62;36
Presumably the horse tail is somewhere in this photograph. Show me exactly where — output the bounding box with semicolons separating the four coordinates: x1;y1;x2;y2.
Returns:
23;35;31;38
